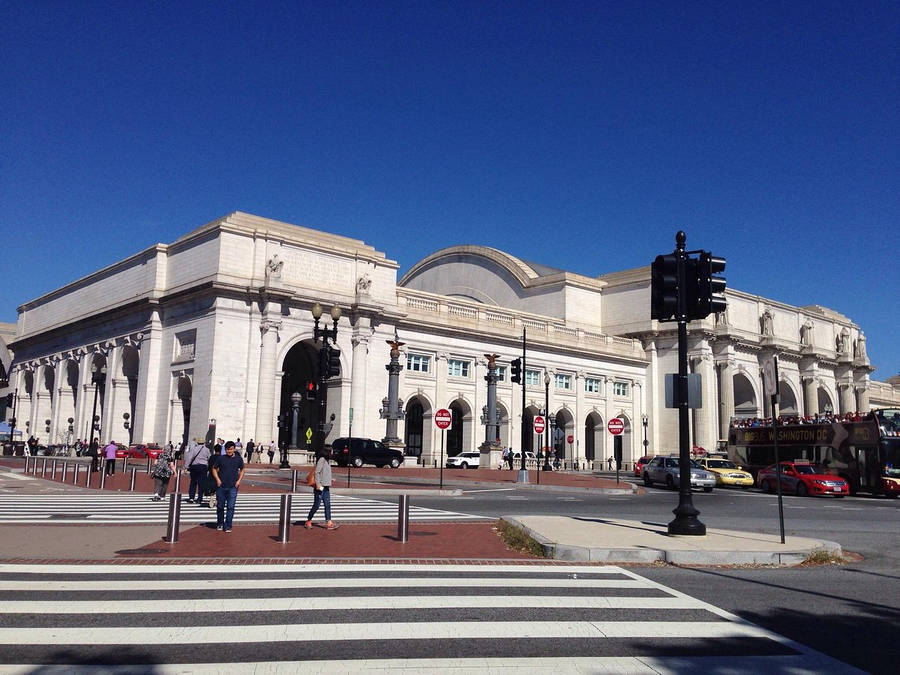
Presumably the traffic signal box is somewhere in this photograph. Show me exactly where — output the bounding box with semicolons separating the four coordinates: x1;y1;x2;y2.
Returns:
510;357;522;384
318;345;342;380
652;250;726;322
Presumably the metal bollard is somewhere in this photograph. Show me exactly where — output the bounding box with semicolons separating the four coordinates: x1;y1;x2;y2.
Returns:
291;470;298;492
51;460;58;480
72;463;80;484
397;494;410;543
278;493;292;543
23;456;30;473
99;465;106;490
174;470;182;497
85;466;92;487
166;493;182;543
61;461;68;482
41;458;47;476
146;456;152;475
129;467;137;491
122;457;128;473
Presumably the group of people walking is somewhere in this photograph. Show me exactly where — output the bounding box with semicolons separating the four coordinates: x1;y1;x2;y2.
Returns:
144;438;336;533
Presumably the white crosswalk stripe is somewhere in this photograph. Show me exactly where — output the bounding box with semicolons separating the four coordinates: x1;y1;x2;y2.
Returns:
0;493;486;524
0;563;859;673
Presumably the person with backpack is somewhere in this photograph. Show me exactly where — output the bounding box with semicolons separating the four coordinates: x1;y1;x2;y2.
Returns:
149;445;176;501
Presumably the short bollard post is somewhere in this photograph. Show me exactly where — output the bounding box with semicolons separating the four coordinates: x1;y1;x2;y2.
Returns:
61;461;68;482
72;463;80;484
291;469;298;492
146;456;152;474
278;493;292;543
23;456;29;473
122;457;128;473
166;493;182;543
99;465;106;490
51;460;58;480
41;458;48;476
129;467;137;491
85;466;92;487
397;494;410;543
173;470;182;498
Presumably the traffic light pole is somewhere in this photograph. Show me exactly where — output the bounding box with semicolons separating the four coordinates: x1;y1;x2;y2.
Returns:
517;329;529;484
668;231;706;536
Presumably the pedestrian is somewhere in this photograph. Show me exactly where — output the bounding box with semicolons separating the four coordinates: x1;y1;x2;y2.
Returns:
103;439;117;475
214;437;225;455
502;447;511;470
211;440;244;532
149;445;176;501
184;439;211;505
253;441;262;463
607;456;613;471
245;438;255;464
235;437;243;458
506;448;515;469
267;441;275;464
305;446;338;530
88;439;100;472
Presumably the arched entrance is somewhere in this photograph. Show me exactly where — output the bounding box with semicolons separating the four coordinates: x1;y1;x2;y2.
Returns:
584;411;604;463
176;375;192;450
404;397;427;458
779;381;799;416
522;406;539;454
733;372;758;419
447;399;472;456
120;346;140;445
496;402;510;448
279;340;324;451
552;408;573;462
817;387;835;415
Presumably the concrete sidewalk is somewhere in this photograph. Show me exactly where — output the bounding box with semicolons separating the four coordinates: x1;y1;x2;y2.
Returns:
503;515;842;565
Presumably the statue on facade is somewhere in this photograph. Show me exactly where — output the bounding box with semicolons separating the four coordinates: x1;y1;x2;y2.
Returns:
836;327;850;355
356;274;372;296
760;308;774;337
800;320;813;348
265;254;284;280
854;333;867;360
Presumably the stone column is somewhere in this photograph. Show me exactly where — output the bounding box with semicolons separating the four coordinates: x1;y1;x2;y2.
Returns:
101;345;120;445
481;354;500;447
840;383;855;415
573;371;585;465
856;386;870;412
135;313;163;444
349;327;370;439
382;339;404;447
254;315;282;442
803;377;818;416
717;360;734;439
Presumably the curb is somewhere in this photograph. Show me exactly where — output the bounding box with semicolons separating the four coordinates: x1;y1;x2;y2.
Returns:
500;516;843;566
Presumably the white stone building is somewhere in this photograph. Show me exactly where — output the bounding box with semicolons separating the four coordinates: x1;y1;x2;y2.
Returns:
4;212;898;465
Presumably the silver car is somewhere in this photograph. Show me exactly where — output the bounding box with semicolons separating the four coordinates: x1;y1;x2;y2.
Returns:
643;456;716;492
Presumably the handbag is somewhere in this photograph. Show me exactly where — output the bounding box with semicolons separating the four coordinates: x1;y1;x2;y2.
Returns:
306;469;316;486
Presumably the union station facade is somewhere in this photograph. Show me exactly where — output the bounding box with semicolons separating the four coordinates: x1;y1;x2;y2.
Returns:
4;212;898;466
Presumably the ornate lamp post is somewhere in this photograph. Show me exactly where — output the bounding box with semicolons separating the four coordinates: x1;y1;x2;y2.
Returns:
311;302;341;454
641;414;649;455
89;362;107;446
543;372;552;471
548;412;557;470
381;339;405;447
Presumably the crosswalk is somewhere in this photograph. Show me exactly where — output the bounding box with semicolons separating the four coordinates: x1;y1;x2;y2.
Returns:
0;493;487;524
0;563;858;673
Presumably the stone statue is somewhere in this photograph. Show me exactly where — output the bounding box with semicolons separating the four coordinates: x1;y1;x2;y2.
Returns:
836;327;850;355
760;308;774;337
854;333;867;359
265;254;283;280
356;274;372;295
800;320;813;347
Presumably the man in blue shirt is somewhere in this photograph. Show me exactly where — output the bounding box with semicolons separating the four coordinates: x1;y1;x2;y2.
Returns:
211;441;245;532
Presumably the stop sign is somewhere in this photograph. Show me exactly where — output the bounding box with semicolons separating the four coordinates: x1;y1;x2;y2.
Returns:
567;434;574;444
607;418;625;435
434;408;452;430
533;415;546;434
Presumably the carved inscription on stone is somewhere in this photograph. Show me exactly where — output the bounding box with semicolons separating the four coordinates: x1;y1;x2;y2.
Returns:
279;248;354;292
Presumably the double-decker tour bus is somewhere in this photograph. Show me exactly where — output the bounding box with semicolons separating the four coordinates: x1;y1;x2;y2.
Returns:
727;408;900;497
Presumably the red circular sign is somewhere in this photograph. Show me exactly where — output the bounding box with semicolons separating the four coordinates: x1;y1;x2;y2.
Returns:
434;408;452;430
533;415;546;434
607;418;625;435
567;434;574;444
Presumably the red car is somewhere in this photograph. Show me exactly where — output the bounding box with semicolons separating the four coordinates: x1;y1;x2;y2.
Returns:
117;444;146;459
126;444;164;459
634;456;653;477
757;461;849;497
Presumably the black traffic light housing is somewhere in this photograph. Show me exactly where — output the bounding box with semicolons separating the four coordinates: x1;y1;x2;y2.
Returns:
698;251;727;318
510;357;522;384
326;346;341;379
651;253;679;321
305;381;317;400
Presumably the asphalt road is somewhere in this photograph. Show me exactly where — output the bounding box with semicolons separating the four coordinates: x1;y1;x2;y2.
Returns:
412;480;900;674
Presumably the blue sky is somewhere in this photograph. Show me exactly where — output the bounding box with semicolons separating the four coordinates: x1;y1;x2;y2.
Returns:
1;1;897;378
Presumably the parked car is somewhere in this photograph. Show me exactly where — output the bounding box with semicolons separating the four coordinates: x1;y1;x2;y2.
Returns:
446;451;481;469
695;457;754;489
332;437;404;468
128;443;163;459
757;461;848;497
510;451;538;463
643;456;716;491
633;455;653;477
118;444;147;459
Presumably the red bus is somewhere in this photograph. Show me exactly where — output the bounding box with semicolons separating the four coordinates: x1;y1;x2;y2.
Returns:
727;408;900;498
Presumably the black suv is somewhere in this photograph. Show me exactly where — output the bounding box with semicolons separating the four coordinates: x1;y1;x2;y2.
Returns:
331;438;404;468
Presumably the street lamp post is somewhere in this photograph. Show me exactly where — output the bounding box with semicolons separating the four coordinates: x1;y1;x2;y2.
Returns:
641;414;649;455
311;302;341;455
543;373;552;471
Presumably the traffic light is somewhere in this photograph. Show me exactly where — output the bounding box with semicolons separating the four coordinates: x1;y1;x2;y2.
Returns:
305;381;317;400
510;357;522;384
651;253;679;321
277;413;289;430
326;346;341;379
699;251;727;317
686;251;727;320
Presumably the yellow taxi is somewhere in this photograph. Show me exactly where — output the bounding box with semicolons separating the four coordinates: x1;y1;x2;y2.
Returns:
695;457;754;489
